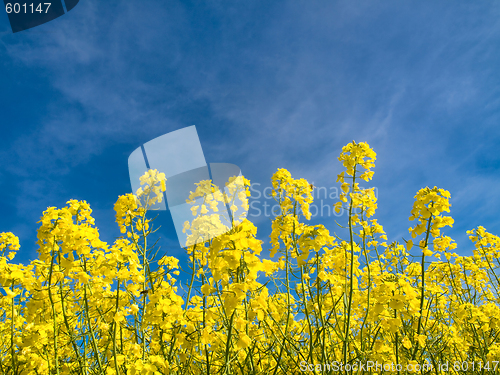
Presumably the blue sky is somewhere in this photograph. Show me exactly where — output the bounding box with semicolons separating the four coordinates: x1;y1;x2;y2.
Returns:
1;1;500;266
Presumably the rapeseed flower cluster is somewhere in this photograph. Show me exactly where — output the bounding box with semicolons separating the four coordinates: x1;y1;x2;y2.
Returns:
0;141;499;374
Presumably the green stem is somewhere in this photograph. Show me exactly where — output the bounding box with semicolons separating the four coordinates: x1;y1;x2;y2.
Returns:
167;244;198;363
57;252;84;374
47;243;60;375
412;214;432;360
113;278;121;375
271;201;295;375
11;280;18;375
223;310;236;375
82;259;104;372
343;168;356;370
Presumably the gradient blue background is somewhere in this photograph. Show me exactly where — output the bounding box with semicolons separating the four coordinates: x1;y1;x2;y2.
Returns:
1;1;499;266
